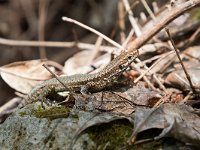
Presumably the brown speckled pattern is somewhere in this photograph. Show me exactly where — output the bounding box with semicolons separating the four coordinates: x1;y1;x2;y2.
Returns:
19;50;138;108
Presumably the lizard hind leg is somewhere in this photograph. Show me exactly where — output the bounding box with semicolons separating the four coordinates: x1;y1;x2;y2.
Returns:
39;96;55;109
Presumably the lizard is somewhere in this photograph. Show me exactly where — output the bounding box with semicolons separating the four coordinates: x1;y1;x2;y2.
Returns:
19;49;138;108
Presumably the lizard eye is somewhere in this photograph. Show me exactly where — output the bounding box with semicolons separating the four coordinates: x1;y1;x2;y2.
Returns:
128;56;132;60
119;64;123;69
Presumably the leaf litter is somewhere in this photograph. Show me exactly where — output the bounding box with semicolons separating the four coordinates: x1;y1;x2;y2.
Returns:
0;0;200;149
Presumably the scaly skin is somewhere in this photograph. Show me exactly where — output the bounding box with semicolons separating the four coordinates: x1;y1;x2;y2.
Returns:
19;49;138;108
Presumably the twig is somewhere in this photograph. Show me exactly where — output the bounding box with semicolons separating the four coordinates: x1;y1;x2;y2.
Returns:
128;0;199;92
0;38;115;52
141;51;172;65
140;0;156;21
135;58;167;93
134;51;174;83
131;63;157;91
118;0;126;43
165;28;196;94
62;17;125;51
128;0;166;92
153;94;171;107
127;0;200;50
88;36;103;63
42;64;71;91
122;0;142;37
180;91;192;104
120;29;134;53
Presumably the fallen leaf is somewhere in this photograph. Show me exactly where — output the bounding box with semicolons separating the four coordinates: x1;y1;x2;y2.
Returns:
115;84;162;107
129;103;200;148
63;50;111;75
183;46;200;59
165;68;200;92
73;91;135;115
0;59;54;93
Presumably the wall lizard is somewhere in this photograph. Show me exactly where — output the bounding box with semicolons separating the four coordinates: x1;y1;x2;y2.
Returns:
19;49;138;108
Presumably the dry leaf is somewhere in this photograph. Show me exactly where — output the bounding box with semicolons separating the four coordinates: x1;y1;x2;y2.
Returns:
150;52;176;74
183;46;200;59
0;97;21;123
74;91;135;115
63;50;111;75
129;103;200;148
115;85;161;107
0;59;54;93
165;68;200;91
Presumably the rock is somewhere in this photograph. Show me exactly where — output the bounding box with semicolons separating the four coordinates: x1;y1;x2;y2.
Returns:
0;104;96;150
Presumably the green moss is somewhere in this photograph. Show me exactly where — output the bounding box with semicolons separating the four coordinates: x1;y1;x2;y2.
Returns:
87;119;162;150
18;112;27;117
192;8;200;21
19;105;70;120
32;106;70;120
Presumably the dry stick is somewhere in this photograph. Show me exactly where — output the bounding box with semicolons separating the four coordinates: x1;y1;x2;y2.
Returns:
127;0;200;50
118;0;126;43
141;51;173;66
140;0;156;20
135;51;175;82
122;0;142;37
127;0;200;93
153;94;171;107
42;64;71;92
87;36;103;63
123;0;139;18
62;17;125;51
181;91;193;104
136;58;167;92
165;28;196;94
131;0;167;92
140;0;197;94
0;38;115;52
131;63;157;91
123;0;158;90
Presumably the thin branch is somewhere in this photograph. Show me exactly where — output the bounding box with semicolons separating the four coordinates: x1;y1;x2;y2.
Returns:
88;36;103;63
0;37;115;52
122;0;142;37
135;58;167;93
62;17;125;51
118;0;126;43
165;28;196;94
131;63;158;91
140;0;156;21
127;0;200;50
134;51;175;83
42;64;71;92
129;0;166;92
